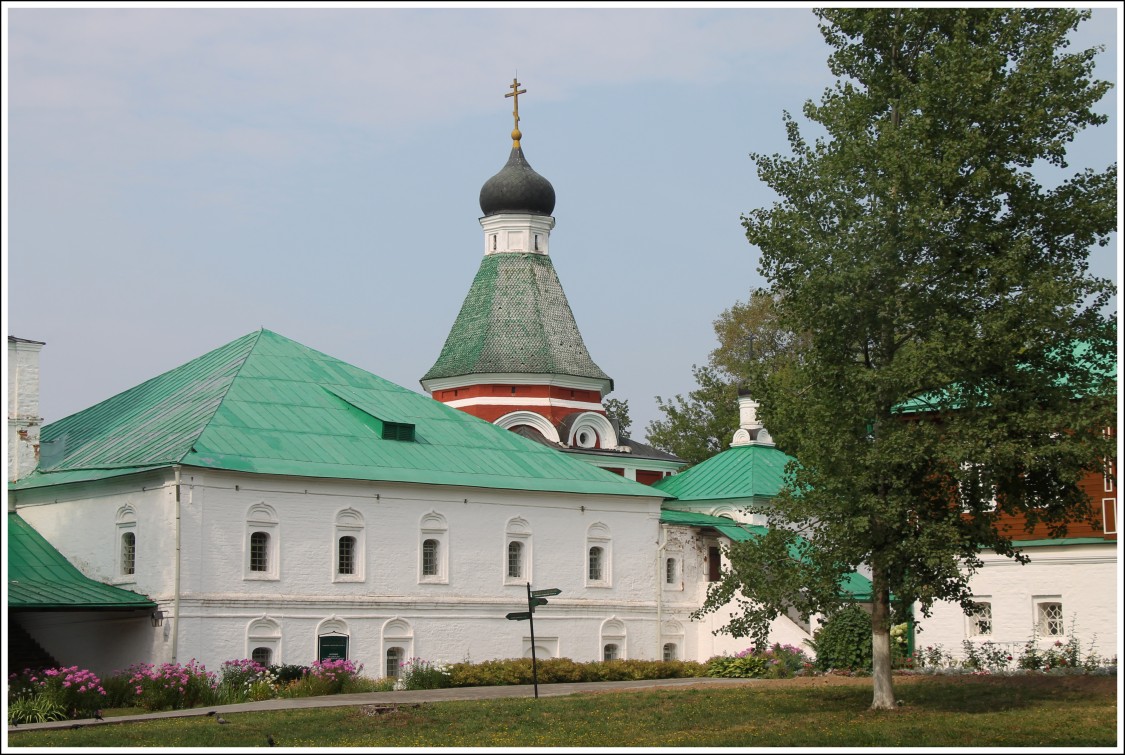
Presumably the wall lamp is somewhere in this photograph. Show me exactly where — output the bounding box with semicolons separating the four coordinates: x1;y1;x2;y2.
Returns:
150;610;165;628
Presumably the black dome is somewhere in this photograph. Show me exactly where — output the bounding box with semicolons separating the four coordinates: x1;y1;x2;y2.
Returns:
479;146;556;216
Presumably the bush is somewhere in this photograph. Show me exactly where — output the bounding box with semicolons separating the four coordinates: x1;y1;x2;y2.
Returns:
7;666;108;719
126;660;216;711
269;664;309;685
397;658;452;690
810;604;873;672
281;659;364;697
214;659;277;704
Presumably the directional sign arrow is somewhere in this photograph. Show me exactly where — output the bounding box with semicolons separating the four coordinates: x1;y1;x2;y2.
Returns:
506;611;532;621
530;588;562;597
529;597;548;609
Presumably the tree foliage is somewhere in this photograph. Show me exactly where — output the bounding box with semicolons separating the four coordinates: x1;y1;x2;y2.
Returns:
602;397;632;439
647;290;799;464
696;8;1116;710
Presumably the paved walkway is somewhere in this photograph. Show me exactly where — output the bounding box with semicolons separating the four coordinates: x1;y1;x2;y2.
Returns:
8;677;759;733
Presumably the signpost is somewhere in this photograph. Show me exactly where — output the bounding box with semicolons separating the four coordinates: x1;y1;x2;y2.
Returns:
506;583;561;699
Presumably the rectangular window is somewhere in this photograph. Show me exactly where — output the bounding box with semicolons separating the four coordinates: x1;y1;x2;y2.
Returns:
603;643;619;661
507;541;523;579
1103;498;1117;535
665;557;677;585
588;546;604;581
121;532;136;576
662;643;677;662
250;532;270;572
422;539;439;577
338;536;356;575
1038;602;1064;637
969;602;992;636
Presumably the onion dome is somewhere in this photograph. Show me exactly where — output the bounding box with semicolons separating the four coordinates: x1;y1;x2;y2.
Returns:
479;146;556;217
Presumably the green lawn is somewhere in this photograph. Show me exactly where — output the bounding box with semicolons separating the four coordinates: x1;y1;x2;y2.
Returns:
7;674;1118;748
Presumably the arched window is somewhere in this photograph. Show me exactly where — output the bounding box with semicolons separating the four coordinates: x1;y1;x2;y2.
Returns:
419;513;448;583
247;617;281;664
334;509;365;582
121;531;136;576
115;505;137;581
245;504;279;580
507;541;523;578
382;618;413;679
504;517;531;585
422;539;439;576
665;556;676;585
603;643;619;661
588;546;604;581
338;536;356;575
600;618;626;660
252;647;273;666
250;532;270;572
586;523;611;587
663;643;678;662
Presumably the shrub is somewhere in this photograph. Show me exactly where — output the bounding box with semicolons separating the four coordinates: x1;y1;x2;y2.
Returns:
282;659;363;697
7;666;108;719
7;692;68;725
269;664;309;685
810;604;873;672
127;660;216;711
397;658;452;691
214;659;276;704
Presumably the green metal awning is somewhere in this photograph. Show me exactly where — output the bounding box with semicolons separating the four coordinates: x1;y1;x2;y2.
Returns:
7;513;156;610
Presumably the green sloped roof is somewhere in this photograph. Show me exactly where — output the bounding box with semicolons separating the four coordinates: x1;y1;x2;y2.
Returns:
659;508;873;601
11;330;658;498
7;513;156;610
421;253;612;387
653;444;792;501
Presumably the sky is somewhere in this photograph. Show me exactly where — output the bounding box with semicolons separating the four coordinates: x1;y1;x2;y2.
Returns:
3;2;1121;443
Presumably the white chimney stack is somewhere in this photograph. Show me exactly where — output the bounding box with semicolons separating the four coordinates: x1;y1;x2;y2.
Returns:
8;336;45;483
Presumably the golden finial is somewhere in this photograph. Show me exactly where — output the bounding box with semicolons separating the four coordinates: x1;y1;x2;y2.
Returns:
505;77;526;148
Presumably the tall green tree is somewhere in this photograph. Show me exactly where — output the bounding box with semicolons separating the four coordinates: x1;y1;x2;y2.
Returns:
695;8;1116;710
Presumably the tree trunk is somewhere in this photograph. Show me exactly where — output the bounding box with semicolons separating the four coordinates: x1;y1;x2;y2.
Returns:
869;567;896;710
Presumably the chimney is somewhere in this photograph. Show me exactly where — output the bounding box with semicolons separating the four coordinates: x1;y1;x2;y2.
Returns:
8;336;45;482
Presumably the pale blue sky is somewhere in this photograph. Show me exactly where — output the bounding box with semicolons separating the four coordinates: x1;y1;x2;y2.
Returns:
3;3;1120;440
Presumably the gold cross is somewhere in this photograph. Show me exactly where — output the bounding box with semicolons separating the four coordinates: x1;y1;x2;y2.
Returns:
505;78;526;147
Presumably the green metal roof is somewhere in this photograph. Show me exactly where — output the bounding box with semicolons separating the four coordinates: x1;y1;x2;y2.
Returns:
11;330;658;498
7;513;156;610
659;508;873;601
421;253;612;387
653;444;792;501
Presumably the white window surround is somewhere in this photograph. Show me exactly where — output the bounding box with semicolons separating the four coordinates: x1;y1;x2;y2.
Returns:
566;412;618;450
382;618;414;679
246;617;281;664
1034;598;1065;637
419;513;448;584
245;503;280;580
523;636;559;659
333;508;365;582
504;517;532;585
1103;498;1117;535
600;618;626;660
663;643;678;661
495;411;561;443
114;505;137;583
663;553;682;590
586;523;612;587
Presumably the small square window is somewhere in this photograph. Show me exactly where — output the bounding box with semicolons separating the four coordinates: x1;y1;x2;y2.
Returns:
969;602;992;636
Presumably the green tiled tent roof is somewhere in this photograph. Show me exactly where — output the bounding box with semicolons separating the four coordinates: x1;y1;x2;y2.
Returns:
421;253;612;388
653;444;792;501
7;513;156;610
11;330;657;498
659;509;872;601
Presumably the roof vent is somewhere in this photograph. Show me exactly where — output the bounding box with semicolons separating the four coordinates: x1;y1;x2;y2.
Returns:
381;422;416;442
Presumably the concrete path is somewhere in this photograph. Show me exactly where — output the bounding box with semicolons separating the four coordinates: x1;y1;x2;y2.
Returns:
8;677;759;733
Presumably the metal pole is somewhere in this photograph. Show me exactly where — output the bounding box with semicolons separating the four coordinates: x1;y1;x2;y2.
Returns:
527;582;539;698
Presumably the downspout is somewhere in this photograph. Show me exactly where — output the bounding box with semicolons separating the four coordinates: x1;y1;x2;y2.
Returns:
656;523;667;660
172;465;182;662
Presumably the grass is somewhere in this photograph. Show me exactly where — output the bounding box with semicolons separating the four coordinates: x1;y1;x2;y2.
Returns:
6;674;1118;748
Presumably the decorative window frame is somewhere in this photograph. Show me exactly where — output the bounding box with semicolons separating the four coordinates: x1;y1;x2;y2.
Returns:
382;618;414;679
585;522;612;588
316;617;351;661
246;616;282;664
114;505;138;583
495;411;561;443
1033;596;1066;638
967;599;993;637
566;412;618;450
600;617;626;661
661;620;684;662
418;512;448;584
523;636;559;659
244;503;280;581
333;508;366;583
504;517;532;585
